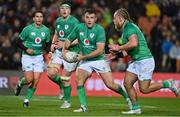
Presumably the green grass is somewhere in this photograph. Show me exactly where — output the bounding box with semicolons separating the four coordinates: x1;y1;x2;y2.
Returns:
0;96;180;116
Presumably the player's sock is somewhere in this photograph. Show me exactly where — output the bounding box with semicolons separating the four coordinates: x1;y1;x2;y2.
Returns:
132;102;141;110
64;85;72;102
117;86;129;99
51;74;64;88
77;86;87;107
163;80;170;88
19;77;25;87
59;77;64;90
25;86;36;100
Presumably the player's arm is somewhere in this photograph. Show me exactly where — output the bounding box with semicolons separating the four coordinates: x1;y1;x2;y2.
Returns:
78;43;105;60
118;34;138;51
50;32;59;52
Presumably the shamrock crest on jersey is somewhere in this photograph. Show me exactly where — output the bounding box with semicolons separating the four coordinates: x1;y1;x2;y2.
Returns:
65;25;69;30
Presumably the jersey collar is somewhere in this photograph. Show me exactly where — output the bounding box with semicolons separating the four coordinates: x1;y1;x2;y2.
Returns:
121;20;129;31
32;23;43;29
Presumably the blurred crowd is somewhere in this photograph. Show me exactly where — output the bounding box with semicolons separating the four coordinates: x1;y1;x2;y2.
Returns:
0;0;180;72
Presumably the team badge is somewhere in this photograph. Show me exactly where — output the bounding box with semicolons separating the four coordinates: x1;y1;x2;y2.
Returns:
84;39;89;45
35;37;41;44
59;30;64;37
31;32;36;36
65;25;69;30
41;32;45;37
80;32;84;36
90;33;94;38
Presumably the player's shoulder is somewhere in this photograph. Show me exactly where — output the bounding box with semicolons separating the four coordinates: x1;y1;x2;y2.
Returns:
55;17;61;23
95;23;105;31
22;24;33;31
41;24;50;32
125;21;138;29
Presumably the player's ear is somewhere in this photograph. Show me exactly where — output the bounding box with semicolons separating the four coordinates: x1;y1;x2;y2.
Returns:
95;16;97;22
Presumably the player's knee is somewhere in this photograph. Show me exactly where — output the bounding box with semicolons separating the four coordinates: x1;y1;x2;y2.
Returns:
139;87;149;94
47;68;57;79
26;78;33;84
105;81;114;89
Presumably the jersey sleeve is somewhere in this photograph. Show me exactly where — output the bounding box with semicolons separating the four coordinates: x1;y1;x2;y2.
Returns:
126;26;137;39
19;27;28;41
96;26;106;43
46;29;51;42
67;25;79;42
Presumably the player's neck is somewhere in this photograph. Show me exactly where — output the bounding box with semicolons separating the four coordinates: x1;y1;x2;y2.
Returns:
35;23;42;28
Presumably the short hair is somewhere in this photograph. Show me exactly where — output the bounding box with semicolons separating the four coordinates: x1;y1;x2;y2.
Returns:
84;8;96;15
33;10;43;17
59;1;71;9
115;8;132;22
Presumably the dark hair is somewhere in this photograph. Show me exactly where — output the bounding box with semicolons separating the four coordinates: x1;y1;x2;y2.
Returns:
33;10;43;17
115;8;133;22
84;8;96;15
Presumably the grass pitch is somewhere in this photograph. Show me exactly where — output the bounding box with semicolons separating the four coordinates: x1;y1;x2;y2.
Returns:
0;96;180;116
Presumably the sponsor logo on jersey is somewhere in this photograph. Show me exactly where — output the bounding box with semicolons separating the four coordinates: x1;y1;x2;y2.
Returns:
35;37;41;44
31;32;36;36
59;30;64;37
80;32;84;36
90;33;94;38
84;39;89;45
41;32;45;37
65;25;69;30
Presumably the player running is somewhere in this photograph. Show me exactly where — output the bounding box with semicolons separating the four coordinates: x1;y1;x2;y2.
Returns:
109;8;179;114
47;2;79;108
14;10;51;107
63;8;132;112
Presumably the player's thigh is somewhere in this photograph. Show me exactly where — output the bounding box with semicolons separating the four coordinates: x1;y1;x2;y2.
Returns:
48;50;62;70
32;72;42;87
76;68;91;84
21;55;34;72
99;72;114;86
137;58;155;81
124;71;138;88
24;71;34;83
33;55;44;72
138;80;151;92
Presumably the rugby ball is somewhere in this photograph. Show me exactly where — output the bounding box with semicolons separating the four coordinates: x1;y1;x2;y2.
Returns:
65;51;78;63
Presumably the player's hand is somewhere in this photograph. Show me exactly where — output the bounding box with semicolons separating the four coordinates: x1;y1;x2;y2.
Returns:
56;41;64;49
26;49;34;55
48;52;53;58
105;53;117;61
62;49;68;60
77;54;85;61
50;44;58;52
108;44;120;52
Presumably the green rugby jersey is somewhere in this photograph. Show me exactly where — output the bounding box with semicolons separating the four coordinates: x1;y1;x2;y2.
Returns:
19;23;50;56
55;15;79;52
68;23;106;62
121;20;152;61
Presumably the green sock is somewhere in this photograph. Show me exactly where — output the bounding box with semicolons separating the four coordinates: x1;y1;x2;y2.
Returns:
132;103;141;110
59;78;64;90
25;86;36;100
77;86;87;107
51;74;64;89
64;85;72;102
117;86;129;99
163;81;170;88
19;77;25;87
